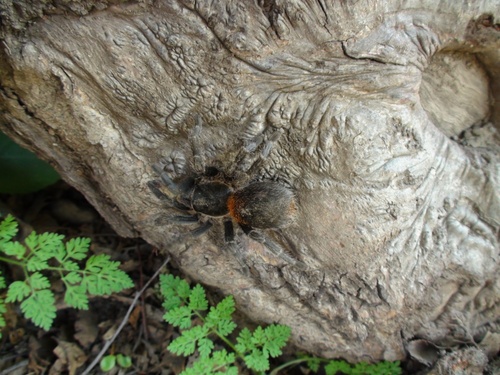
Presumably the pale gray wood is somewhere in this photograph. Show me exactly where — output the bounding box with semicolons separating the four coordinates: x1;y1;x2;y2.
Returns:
1;0;499;364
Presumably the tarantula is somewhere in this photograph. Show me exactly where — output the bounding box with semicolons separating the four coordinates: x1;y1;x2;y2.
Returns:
147;159;305;270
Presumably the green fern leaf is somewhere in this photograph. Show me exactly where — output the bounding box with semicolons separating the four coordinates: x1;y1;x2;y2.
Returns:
325;360;352;375
168;334;196;356
0;216;131;334
96;272;132;294
211;350;237;374
38;232;65;254
1;241;26;259
162;294;183;311
181;350;237;375
205;296;236;334
160;274;191;297
25;232;65;258
0;215;18;244
83;255;133;295
215;295;235;318
197;337;214;358
0;299;5;323
180;365;204;375
262;324;290;357
237;324;290;371
60;260;79;271
0;297;6;314
252;325;265;345
64;284;89;309
84;253;110;272
221;319;237;337
168;325;208;357
164;306;193;329
374;361;401;375
63;271;82;285
160;274;191;310
105;269;134;292
306;357;322;372
83;274;111;295
24;232;38;253
352;361;370;374
244;349;270;372
26;256;49;271
20;289;56;330
175;277;192;299
0;272;6;289
0;297;6;338
235;327;253;353
29;272;51;290
65;237;90;260
188;284;208;311
6;281;30;302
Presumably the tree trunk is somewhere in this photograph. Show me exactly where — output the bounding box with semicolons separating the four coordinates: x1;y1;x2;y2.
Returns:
1;0;499;364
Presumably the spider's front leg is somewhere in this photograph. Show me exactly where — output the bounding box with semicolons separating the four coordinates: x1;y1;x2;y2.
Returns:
247;229;307;270
148;182;212;236
222;219;251;275
148;164;198;225
147;183;197;224
152;163;184;196
147;179;191;211
190;220;213;237
223;218;235;243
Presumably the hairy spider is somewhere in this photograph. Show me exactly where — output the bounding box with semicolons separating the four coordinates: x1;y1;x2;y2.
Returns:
147;159;305;270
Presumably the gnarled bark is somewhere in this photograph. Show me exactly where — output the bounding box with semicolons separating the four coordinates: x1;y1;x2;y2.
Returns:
1;0;499;364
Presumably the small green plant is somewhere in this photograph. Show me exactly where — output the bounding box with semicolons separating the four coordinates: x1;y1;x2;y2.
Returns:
161;274;402;375
268;353;401;375
100;353;132;372
303;356;402;375
160;274;291;374
0;214;134;334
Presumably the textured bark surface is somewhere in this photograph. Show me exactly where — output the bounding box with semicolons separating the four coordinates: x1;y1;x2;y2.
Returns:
1;0;499;363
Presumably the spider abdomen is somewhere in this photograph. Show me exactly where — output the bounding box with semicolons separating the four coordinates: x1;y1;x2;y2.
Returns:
228;181;297;229
192;182;232;217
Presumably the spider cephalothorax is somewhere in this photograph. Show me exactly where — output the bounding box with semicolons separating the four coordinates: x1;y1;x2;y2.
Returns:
148;161;304;269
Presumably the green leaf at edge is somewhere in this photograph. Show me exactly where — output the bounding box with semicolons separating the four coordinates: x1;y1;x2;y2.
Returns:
100;355;116;372
20;289;56;330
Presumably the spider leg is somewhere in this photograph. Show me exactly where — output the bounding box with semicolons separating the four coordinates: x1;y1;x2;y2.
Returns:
219;219;249;274
153;215;174;226
147;180;170;201
154;214;211;237
152;162;195;195
223;237;251;275
223;219;235;243
190;221;213;237
147;180;191;211
153;214;197;227
155;170;182;195
247;229;307;270
170;214;200;223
